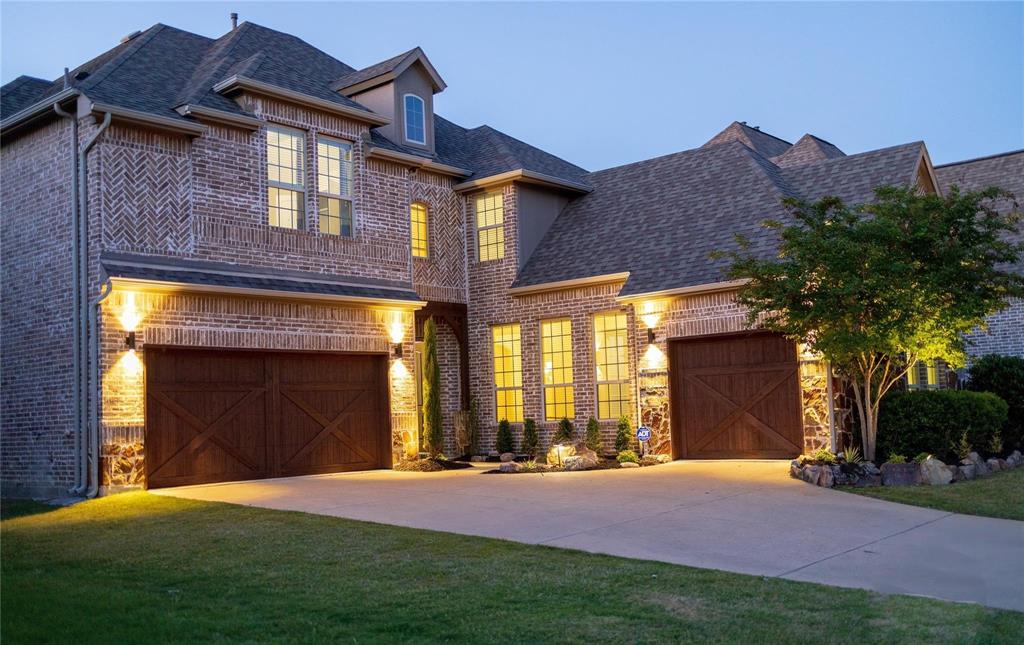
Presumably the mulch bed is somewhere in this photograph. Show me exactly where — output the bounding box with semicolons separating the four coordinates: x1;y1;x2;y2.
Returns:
394;458;473;472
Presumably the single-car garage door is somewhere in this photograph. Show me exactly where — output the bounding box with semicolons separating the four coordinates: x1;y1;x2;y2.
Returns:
669;332;803;459
145;347;390;488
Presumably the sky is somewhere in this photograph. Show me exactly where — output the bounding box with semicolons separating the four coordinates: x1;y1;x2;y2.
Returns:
1;1;1021;169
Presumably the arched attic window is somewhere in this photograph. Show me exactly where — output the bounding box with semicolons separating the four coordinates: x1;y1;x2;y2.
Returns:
404;94;426;144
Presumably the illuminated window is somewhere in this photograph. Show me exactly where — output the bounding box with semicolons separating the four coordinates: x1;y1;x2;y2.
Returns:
404;94;425;144
316;137;353;237
476;192;504;262
541;319;574;420
267;126;305;229
907;360;941;390
492;324;523;422
594;312;630;420
410;202;428;258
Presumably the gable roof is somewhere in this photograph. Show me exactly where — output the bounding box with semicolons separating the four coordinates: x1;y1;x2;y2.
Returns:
332;47;446;95
514;133;928;297
773;134;846;167
702;121;793;158
0;76;55;117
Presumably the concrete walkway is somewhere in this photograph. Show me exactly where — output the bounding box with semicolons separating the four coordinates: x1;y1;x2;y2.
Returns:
154;460;1024;611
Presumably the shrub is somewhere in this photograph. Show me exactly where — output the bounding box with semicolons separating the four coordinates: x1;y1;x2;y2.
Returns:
839;446;862;464
988;431;1003;455
615;415;633;452
421;318;444;457
913;452;931;464
495;419;514;454
967;354;1024;451
585;417;601;454
886;452;907;464
953;432;972;461
810;447;837;464
877;390;1008;463
522;418;539;457
617;450;639;464
554;418;575;443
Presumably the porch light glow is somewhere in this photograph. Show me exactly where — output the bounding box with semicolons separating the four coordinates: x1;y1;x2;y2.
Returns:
388;317;405;344
638;299;665;329
641;343;666;370
118;291;142;332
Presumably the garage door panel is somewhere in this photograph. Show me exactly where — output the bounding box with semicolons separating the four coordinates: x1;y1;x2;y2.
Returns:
670;333;803;460
145;348;388;488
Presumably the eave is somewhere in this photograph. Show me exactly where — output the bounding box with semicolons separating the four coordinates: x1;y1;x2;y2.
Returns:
175;104;262;130
508;272;630;297
453;169;592;195
214;75;390;126
88;101;206;136
366;145;471;178
0;87;79;139
615;279;750;303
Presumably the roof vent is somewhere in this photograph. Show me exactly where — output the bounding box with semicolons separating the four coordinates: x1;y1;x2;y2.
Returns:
120;30;142;44
231;13;238;29
74;70;90;81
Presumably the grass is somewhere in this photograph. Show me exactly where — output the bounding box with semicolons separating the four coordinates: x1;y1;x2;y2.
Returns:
2;493;1021;643
848;466;1024;521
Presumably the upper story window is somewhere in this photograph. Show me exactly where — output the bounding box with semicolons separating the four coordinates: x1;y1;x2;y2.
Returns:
410;202;429;258
404;94;426;144
492;323;523;423
317;137;354;237
594;312;630;420
907;360;942;390
267;126;305;229
541;319;575;421
475;192;505;262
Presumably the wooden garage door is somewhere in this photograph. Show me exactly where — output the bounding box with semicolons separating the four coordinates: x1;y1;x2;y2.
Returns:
669;332;802;459
145;348;389;488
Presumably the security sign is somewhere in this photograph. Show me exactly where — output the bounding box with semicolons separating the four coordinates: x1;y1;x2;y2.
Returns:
636;426;652;442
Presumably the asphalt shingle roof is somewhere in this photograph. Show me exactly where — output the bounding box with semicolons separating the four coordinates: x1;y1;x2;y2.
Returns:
332;49;417;91
514;137;929;296
773;134;846;167
702;121;793;158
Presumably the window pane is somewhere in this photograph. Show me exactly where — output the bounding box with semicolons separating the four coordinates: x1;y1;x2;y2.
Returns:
410;202;429;257
492;324;523;422
269;186;304;230
316;137;352;199
318;196;352;237
541;319;575;421
476;192;505;262
405;95;425;143
594;312;630;419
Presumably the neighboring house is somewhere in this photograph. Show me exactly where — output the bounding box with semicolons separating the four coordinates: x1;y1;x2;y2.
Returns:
1;21;1020;497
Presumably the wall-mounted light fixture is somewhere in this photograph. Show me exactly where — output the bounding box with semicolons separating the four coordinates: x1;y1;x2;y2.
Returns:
125;331;137;351
392;343;403;359
647;328;656;345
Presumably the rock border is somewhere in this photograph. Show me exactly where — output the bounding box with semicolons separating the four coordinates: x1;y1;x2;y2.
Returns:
791;450;1022;489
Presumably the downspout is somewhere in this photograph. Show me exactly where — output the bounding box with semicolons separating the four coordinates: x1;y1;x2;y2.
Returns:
80;111;112;498
53;94;86;495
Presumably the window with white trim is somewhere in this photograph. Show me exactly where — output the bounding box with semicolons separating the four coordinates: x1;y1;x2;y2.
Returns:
594;312;630;420
317;137;353;237
542;319;575;420
475;192;504;262
267;126;305;229
404;94;426;144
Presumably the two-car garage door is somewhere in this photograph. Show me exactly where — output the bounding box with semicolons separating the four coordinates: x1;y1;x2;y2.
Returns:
669;332;804;459
145;348;390;489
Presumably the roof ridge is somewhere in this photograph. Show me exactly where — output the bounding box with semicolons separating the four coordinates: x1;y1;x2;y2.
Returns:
735;140;798;200
934;149;1024;168
175;23;253;106
735;120;793;147
79;23;167;92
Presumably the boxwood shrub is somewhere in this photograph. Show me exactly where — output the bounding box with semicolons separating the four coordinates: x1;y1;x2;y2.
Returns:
877;390;1008;463
967;354;1024;451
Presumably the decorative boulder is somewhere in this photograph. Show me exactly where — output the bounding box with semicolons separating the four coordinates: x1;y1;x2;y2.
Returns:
470;455;488;462
563;455;597;471
1006;450;1023;467
968;452;989;476
640;454;671;467
986;458;1002;473
499;461;522;473
801;464;821;484
499;452;515;463
572;442;599;463
619;461;640;468
881;462;921;486
817;466;835;488
948;464;963;482
546;444;576;466
790;460;803;479
958;463;978;481
919;457;953;485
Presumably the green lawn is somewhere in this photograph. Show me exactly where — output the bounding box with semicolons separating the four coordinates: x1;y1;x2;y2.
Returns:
2;493;1021;643
848;466;1024;521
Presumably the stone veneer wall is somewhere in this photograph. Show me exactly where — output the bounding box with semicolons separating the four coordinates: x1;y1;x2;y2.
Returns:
98;289;417;488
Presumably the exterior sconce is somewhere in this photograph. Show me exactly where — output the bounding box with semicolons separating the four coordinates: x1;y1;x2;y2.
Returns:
647;328;656;344
125;331;137;350
392;343;403;359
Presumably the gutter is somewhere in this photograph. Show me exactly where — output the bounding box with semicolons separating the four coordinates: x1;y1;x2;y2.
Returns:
366;145;471;178
174;104;262;130
508;272;630;297
453;169;592;195
614;279;750;304
1;87;79;137
213;75;391;126
87;101;205;136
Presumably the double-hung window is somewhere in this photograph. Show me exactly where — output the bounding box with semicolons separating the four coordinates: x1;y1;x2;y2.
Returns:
410;202;428;257
475;192;504;262
541;319;574;420
404;94;426;144
317;137;354;237
906;360;941;390
594;312;630;420
492;324;523;423
267;126;305;229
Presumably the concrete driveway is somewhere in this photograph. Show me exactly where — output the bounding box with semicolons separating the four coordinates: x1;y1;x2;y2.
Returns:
154;460;1024;611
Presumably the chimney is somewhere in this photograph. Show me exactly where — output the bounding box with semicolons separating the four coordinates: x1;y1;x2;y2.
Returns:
230;13;238;29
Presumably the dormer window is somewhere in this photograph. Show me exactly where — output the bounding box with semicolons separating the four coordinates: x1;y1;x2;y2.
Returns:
404;94;426;144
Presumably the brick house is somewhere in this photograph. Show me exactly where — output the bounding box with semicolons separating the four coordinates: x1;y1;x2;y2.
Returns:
2;21;1021;497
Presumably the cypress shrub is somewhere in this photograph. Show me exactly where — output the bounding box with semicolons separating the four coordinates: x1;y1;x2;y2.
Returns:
877;390;1008;462
554;418;575;443
967;354;1024;451
585;416;602;454
495;419;515;454
615;415;633;452
421;317;444;456
522;418;539;457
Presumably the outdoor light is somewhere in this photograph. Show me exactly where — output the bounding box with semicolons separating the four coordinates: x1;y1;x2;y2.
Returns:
392;343;403;359
647;328;656;344
125;331;136;351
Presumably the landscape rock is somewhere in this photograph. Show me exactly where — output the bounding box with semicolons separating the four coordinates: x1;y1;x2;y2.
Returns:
948;464;964;482
958;463;977;481
854;473;882;487
499;461;522;473
572;442;599;463
545;443;576;466
1006;450;1023;467
790;460;803;479
563;455;597;471
817;466;835;488
640;454;671;467
499;452;515;463
881;462;921;487
619;461;640;468
862;462;881;476
469;455;488;462
968;452;989;476
986;458;1002;473
919;457;953;485
801;464;821;484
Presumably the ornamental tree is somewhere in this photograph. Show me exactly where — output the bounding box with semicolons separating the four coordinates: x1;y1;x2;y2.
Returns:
722;186;1022;461
421;317;444;457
